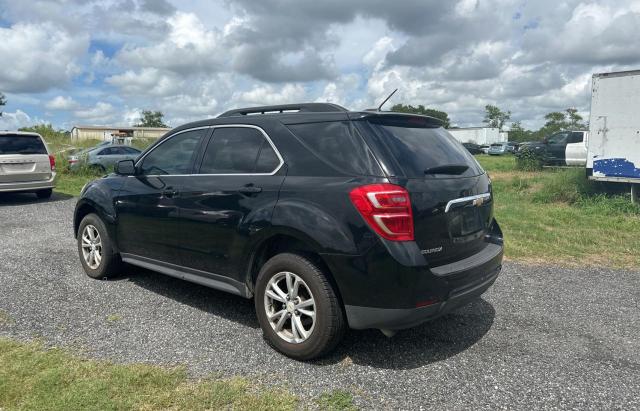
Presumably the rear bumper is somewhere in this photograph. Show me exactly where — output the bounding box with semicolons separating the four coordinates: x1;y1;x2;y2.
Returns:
323;221;504;330
0;175;55;192
345;264;500;330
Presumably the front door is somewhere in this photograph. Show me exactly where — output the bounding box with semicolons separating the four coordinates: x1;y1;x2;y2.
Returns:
115;128;208;265
546;131;570;165
178;126;285;282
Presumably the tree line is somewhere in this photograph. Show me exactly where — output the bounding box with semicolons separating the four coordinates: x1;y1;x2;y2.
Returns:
391;103;588;142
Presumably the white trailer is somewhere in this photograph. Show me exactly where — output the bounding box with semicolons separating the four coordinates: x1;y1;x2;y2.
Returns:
587;69;640;203
447;127;506;145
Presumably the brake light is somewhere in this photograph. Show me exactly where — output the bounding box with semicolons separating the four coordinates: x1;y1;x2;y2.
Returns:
349;183;414;241
48;155;56;171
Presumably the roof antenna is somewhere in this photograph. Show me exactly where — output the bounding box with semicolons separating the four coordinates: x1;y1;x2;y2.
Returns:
377;88;398;111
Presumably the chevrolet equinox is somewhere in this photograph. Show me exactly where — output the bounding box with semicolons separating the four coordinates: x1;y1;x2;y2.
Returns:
74;103;503;360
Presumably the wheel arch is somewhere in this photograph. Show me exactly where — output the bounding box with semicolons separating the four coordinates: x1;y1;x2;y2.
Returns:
244;230;345;308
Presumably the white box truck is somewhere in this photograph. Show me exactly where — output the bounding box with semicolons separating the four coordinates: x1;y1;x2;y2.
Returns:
587;69;640;203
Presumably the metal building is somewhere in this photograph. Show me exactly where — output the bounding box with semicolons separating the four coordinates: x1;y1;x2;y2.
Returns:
70;125;171;142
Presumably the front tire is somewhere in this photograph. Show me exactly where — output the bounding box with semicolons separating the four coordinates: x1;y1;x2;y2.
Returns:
77;213;122;279
255;253;345;360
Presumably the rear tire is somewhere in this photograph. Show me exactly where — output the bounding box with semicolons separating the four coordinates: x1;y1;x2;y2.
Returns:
255;253;345;360
36;189;52;199
77;213;122;279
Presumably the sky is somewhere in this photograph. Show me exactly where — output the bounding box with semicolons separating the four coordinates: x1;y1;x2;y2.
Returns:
1;0;639;131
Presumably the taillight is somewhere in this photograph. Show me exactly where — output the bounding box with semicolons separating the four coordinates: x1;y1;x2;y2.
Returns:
48;154;56;171
349;183;414;241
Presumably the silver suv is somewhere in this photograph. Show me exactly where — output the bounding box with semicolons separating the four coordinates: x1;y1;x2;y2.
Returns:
0;131;55;198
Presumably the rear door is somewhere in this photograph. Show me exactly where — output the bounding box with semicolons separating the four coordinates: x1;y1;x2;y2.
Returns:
177;125;285;280
0;134;52;184
356;116;493;266
565;131;587;166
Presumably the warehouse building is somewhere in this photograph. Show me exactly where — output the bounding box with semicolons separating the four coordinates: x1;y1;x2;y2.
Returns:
70;125;171;142
447;127;508;145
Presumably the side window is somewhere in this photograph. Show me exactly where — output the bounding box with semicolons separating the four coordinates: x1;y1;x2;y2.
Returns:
568;132;584;144
124;147;141;154
97;148;114;155
199;127;279;174
140;129;205;175
548;132;569;145
287;121;381;175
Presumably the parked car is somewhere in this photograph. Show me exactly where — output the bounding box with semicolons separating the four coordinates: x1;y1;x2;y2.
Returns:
516;131;588;166
545;130;587;166
0;131;55;198
74;103;503;360
462;142;483;154
488;142;508;155
480;144;490;154
68;144;141;171
505;141;519;153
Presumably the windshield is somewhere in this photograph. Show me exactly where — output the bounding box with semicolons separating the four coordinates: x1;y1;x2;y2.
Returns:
358;117;483;178
0;135;47;155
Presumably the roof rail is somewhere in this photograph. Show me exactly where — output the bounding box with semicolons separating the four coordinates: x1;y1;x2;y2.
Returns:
218;103;348;118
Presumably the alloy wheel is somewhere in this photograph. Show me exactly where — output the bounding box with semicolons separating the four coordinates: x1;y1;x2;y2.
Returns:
264;271;316;343
81;224;102;269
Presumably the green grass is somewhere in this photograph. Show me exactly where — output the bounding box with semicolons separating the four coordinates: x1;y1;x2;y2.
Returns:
316;390;357;410
476;155;640;268
0;338;299;411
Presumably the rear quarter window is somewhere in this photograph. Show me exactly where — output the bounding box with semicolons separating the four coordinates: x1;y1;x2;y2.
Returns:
286;121;382;176
0;135;47;155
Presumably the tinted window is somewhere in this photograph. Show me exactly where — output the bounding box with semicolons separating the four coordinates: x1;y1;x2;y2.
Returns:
255;141;280;173
199;127;277;174
287;121;381;175
98;147;118;155
140;129;205;175
358;117;482;178
123;147;141;154
547;132;569;144
0;135;47;155
568;132;584;144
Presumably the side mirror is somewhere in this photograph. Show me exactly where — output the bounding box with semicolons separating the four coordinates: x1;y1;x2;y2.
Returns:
116;159;136;175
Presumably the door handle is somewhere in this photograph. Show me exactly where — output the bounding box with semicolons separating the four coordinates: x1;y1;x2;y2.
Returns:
237;185;262;194
162;187;178;198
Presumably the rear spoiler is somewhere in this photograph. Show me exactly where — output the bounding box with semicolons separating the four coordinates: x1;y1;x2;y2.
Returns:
351;112;444;127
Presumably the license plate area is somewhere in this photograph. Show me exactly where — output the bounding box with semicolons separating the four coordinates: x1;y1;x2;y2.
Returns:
447;205;489;238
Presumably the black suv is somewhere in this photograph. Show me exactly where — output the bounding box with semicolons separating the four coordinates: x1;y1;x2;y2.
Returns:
74;103;503;360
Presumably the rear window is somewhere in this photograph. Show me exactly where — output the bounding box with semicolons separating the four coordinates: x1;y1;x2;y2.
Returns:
287;121;382;176
0;135;47;155
357;117;483;178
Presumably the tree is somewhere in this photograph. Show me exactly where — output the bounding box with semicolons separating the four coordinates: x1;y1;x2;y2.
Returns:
565;108;586;130
0;92;6;117
135;110;168;128
507;121;533;142
390;104;451;128
483;105;511;131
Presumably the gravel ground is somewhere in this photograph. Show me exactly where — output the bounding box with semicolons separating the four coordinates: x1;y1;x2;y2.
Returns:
1;192;639;409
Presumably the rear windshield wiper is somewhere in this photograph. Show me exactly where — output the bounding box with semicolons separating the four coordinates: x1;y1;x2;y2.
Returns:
424;164;469;175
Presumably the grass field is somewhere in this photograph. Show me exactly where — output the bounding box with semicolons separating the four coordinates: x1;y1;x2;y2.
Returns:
475;155;640;268
0;339;356;410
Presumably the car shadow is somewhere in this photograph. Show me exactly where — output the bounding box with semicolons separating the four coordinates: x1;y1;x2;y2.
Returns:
0;191;73;205
123;267;495;370
316;298;495;370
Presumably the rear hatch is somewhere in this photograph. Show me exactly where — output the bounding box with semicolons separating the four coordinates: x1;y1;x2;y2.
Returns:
0;134;52;183
355;115;493;266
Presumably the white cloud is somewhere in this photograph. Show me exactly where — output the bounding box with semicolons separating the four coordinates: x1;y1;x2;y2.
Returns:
45;96;78;111
0;22;88;93
73;102;117;124
0;110;37;130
